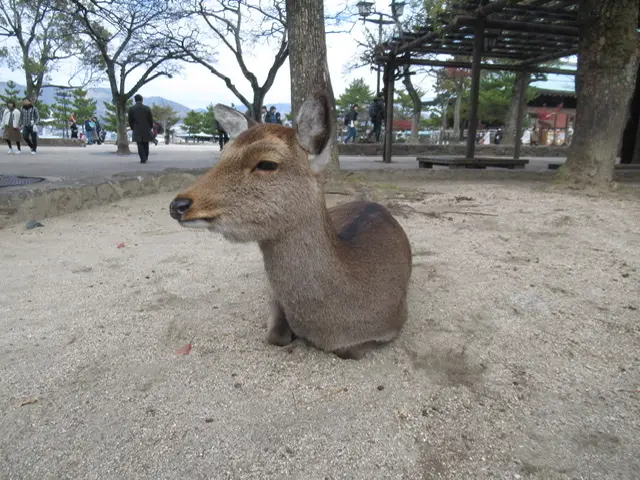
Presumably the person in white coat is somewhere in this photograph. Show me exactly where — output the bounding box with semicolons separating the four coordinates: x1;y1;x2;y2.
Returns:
2;100;22;154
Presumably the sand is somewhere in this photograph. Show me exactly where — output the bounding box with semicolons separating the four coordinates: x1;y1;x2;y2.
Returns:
1;174;639;479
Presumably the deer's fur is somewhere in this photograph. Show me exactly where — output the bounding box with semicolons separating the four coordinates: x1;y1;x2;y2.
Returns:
170;93;412;359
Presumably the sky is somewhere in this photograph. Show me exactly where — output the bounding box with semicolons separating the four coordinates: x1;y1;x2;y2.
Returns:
0;0;575;110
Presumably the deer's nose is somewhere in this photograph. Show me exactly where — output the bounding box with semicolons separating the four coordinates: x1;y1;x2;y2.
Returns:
170;197;193;220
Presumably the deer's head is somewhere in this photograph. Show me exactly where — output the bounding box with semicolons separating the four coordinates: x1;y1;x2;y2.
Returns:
169;92;333;242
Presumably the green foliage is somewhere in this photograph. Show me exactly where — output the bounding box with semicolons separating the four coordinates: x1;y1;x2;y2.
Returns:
72;88;97;122
151;104;180;136
182;105;216;136
0;81;21;105
201;104;216;135
50;89;74;137
103;98;133;132
395;87;428;119
336;78;374;116
183;110;204;135
35;100;50;120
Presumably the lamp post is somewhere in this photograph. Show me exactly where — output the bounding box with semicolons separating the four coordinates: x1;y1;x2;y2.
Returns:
356;1;405;95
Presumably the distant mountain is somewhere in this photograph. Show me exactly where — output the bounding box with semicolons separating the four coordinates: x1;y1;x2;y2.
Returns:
0;81;191;120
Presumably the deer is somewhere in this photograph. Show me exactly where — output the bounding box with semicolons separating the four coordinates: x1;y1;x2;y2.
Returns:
169;92;412;360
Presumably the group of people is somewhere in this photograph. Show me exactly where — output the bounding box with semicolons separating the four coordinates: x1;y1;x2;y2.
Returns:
343;93;386;144
69;115;106;145
260;105;283;124
2;97;41;155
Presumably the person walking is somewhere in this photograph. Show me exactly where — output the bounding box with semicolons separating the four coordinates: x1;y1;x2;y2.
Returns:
367;93;385;143
92;116;104;144
20;97;39;154
2;101;23;154
128;94;154;164
343;104;359;144
84;117;96;145
275;112;283;125
215;119;229;151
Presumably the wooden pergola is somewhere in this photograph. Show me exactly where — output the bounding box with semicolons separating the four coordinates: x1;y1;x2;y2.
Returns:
375;0;580;166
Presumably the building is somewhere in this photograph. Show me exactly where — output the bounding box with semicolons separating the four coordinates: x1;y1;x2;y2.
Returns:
527;89;577;146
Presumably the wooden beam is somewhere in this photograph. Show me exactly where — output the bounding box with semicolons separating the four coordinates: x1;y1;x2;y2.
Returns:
513;72;529;161
521;48;578;66
383;61;395;164
381;57;577;75
467;18;484;160
456;15;579;36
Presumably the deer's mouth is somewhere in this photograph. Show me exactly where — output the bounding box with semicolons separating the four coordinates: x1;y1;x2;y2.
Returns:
179;218;217;229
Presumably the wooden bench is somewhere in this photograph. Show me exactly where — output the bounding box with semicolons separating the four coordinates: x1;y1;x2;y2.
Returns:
417;157;529;170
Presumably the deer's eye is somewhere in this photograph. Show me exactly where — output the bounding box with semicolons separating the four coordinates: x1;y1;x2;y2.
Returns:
253;161;279;172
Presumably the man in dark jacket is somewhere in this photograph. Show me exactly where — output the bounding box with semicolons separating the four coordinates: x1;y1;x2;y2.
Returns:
128;94;154;163
367;93;385;143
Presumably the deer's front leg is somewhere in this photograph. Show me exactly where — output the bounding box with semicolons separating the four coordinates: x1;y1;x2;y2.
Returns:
266;300;294;347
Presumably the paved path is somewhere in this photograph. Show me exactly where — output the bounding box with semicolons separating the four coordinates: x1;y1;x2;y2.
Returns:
0;143;566;186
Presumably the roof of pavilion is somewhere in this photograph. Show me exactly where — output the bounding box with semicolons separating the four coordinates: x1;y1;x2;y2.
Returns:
375;0;583;72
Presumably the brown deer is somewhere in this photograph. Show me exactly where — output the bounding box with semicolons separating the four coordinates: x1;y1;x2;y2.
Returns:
169;92;412;359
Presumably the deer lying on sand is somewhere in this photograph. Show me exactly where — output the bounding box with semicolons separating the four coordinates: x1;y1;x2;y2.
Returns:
169;92;412;360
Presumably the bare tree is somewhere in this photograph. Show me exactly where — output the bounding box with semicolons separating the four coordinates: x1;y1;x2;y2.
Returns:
67;0;196;154
174;0;350;122
562;0;639;186
173;0;287;122
0;0;89;100
286;0;340;171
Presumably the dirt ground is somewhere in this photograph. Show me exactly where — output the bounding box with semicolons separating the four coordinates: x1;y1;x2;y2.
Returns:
1;173;639;479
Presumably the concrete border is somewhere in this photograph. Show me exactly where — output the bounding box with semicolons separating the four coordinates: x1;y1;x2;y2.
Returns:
0;168;208;229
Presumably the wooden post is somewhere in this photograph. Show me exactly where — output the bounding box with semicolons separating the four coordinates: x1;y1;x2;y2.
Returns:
466;18;485;160
383;61;395;163
513;71;529;161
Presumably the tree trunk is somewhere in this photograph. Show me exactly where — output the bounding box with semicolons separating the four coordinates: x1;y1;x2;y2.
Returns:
251;91;266;123
561;0;639;185
286;0;339;172
115;96;131;155
440;101;448;144
453;89;463;141
503;71;530;145
620;61;640;163
402;69;422;145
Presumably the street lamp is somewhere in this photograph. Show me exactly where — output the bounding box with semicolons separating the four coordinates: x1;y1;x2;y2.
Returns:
357;1;405;95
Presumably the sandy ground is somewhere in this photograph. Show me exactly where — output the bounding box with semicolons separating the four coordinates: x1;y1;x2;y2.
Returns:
1;174;639;479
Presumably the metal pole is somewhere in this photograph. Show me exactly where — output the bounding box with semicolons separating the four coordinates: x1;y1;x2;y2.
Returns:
376;15;382;95
513;71;529;161
466;18;485;160
383;61;395;163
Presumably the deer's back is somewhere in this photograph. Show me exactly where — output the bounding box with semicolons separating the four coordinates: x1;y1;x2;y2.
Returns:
329;200;412;275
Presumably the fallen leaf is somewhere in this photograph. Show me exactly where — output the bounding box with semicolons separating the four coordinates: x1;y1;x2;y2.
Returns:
176;343;192;355
117;242;126;249
20;398;38;406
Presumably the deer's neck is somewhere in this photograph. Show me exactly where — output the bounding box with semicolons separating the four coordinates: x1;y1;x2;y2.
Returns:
258;201;343;296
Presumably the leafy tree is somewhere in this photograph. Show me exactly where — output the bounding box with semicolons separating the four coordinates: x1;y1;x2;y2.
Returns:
50;88;74;137
35;100;50;120
183;110;204;135
71;88;97;125
103;98;133;132
336;78;374;117
150;104;180;144
0;80;21;105
68;0;196;153
0;0;87;101
201;104;216;135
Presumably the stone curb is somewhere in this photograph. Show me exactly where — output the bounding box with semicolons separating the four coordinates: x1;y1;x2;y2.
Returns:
0;168;209;229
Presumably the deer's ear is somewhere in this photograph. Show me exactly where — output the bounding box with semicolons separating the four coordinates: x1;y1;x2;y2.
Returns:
295;92;333;162
213;105;254;138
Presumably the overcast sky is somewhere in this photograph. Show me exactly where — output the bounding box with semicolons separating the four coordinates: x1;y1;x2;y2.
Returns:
0;0;575;109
